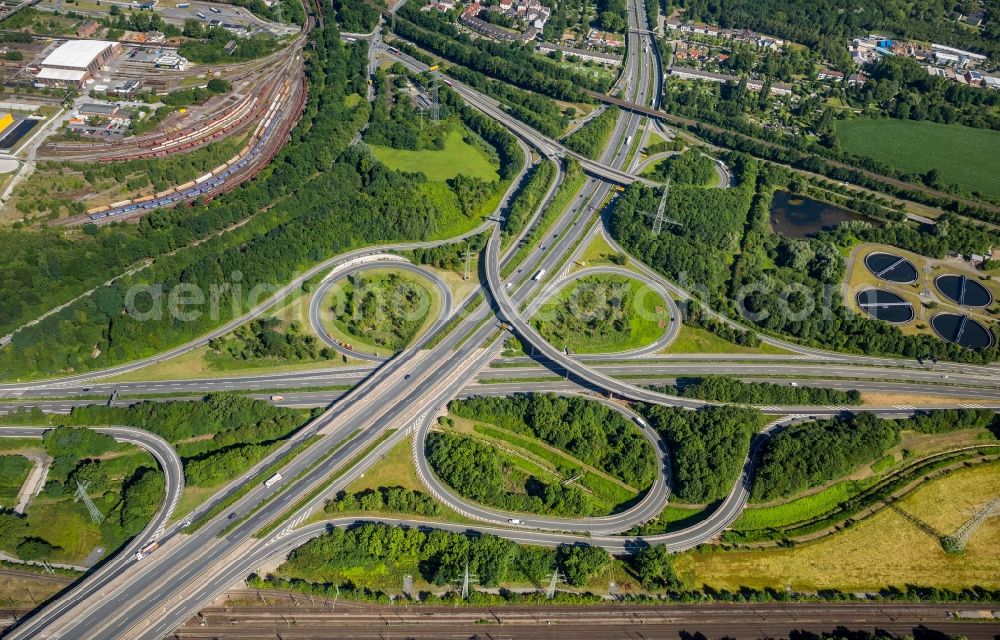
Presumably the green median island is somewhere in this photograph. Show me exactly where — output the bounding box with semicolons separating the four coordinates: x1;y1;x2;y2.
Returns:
321;268;442;355
530;274;669;353
427;394;658;517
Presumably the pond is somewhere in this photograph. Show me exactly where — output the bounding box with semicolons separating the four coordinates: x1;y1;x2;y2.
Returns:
769;191;866;238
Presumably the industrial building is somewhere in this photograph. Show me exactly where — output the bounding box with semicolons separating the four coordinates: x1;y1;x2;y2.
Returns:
35;39;122;87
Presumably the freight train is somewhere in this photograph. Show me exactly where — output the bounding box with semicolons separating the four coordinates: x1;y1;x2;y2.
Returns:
84;82;297;222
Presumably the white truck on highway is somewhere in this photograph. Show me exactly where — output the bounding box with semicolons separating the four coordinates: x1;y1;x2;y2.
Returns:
134;541;158;561
264;473;282;488
533;269;546;281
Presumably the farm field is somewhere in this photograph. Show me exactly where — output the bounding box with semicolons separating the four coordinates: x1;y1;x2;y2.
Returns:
835;118;1000;198
679;461;1000;591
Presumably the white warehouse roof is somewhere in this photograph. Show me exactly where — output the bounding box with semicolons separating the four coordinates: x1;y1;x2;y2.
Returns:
41;40;116;70
36;67;88;81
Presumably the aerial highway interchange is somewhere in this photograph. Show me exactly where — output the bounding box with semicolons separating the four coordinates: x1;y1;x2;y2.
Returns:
0;0;998;637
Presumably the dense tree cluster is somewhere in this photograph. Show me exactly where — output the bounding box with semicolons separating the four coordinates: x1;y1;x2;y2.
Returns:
449;394;656;488
325;486;441;517
426;430;595;516
847;57;1000;131
892;408;997;434
161;80;231;107
179;28;280;64
501;160;556;242
42;425;119;459
334;272;432;351
209;316;331;363
332;0;380;32
662;376;862;405
280;522;609;590
654;150;718;186
0;29;520;380
393;7;609;100
639;405;766;503
409;231;488;270
752;414;901;501
609;156;758;302
563;107;621;159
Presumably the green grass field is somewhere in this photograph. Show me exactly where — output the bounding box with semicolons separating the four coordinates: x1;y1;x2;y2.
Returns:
0;455;32;505
662;324;790;355
732;479;877;531
370;128;499;182
532;275;668;354
835;118;1000;198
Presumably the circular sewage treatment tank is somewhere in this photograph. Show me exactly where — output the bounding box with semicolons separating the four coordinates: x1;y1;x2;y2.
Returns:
935;274;992;308
864;252;918;284
856;289;914;323
931;313;994;349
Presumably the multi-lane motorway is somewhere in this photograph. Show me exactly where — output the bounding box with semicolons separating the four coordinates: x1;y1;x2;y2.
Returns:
1;0;999;636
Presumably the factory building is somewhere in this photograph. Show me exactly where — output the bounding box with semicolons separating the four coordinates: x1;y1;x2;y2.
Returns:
35;39;122;87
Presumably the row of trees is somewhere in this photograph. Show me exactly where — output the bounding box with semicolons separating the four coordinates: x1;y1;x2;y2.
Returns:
684;301;761;347
325;486;440;517
752;413;901;501
445;66;569;139
501;161;556;242
449;394;657;489
393;7;610;101
563;107;620;159
663;376;862;406
281;523;611;589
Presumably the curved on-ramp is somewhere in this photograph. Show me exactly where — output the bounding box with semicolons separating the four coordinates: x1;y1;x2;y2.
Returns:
308;257;454;362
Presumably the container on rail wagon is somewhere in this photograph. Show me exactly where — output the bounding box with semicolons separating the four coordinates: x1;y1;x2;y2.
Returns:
109;199;132;209
264;473;282;488
195;172;213;185
135;541;158;561
176;180;198;191
533;269;546;281
86;205;106;215
133;195;156;204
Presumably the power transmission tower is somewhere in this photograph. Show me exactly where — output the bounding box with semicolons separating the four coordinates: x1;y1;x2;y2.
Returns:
463;241;471;280
545;567;562;599
942;497;1000;553
642;177;680;234
74;481;104;524
428;78;440;122
462;561;470;598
